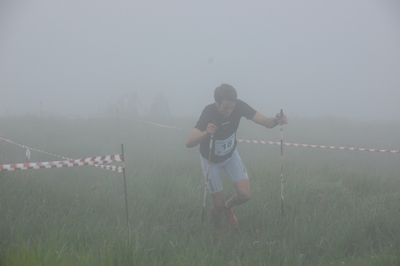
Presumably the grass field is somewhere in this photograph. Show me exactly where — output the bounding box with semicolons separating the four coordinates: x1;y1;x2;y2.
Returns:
1;114;400;265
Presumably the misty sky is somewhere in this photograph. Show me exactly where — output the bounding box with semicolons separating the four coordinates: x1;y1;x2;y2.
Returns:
1;0;399;121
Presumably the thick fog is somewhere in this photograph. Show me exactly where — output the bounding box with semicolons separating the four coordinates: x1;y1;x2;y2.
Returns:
1;0;399;121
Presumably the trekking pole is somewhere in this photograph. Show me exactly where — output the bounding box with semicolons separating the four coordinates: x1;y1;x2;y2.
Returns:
202;134;213;223
279;109;284;218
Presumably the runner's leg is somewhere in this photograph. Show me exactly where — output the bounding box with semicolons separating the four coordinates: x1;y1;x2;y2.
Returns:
223;150;251;209
200;156;225;229
211;191;225;229
225;179;251;209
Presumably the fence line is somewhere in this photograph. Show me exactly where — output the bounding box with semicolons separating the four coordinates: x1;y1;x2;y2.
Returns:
4;108;398;160
39;109;400;154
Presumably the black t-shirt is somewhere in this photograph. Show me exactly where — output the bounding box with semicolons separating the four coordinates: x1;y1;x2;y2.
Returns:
195;99;257;163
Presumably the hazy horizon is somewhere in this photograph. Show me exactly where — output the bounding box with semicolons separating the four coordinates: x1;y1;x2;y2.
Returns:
1;1;399;121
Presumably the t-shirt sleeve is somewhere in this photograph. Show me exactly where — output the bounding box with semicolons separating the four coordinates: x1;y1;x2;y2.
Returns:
239;100;257;119
194;107;210;131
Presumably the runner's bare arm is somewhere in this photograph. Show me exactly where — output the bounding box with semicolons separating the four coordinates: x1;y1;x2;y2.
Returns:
251;111;287;128
185;123;217;148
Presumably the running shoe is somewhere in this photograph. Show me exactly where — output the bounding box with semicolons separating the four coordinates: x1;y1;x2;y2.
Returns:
224;208;239;229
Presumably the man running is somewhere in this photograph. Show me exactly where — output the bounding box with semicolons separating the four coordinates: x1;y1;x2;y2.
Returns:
185;84;287;230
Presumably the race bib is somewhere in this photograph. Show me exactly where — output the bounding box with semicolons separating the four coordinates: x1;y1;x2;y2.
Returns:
214;133;235;156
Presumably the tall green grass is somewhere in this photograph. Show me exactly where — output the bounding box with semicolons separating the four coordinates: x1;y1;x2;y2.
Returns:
1;114;400;265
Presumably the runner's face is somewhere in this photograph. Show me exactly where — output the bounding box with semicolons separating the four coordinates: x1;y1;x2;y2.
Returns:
216;100;236;118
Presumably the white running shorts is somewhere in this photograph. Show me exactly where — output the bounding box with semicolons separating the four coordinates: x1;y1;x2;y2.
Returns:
200;149;249;194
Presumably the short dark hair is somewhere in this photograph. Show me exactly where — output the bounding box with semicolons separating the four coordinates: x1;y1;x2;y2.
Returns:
214;84;237;103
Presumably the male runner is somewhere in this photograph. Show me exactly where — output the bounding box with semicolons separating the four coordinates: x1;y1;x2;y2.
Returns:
185;83;287;229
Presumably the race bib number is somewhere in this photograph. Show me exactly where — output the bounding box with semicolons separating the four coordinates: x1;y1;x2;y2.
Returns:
214;133;235;156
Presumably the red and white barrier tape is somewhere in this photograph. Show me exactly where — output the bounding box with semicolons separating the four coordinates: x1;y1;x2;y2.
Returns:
0;137;124;173
237;139;400;154
39;109;400;155
94;164;124;173
125;118;400;154
0;154;124;172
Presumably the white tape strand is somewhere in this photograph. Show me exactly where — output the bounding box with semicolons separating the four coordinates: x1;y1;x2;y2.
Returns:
0;137;71;160
126;117;190;132
41;110;115;119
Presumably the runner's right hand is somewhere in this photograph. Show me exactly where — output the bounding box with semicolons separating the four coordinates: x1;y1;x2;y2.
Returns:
206;123;217;135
